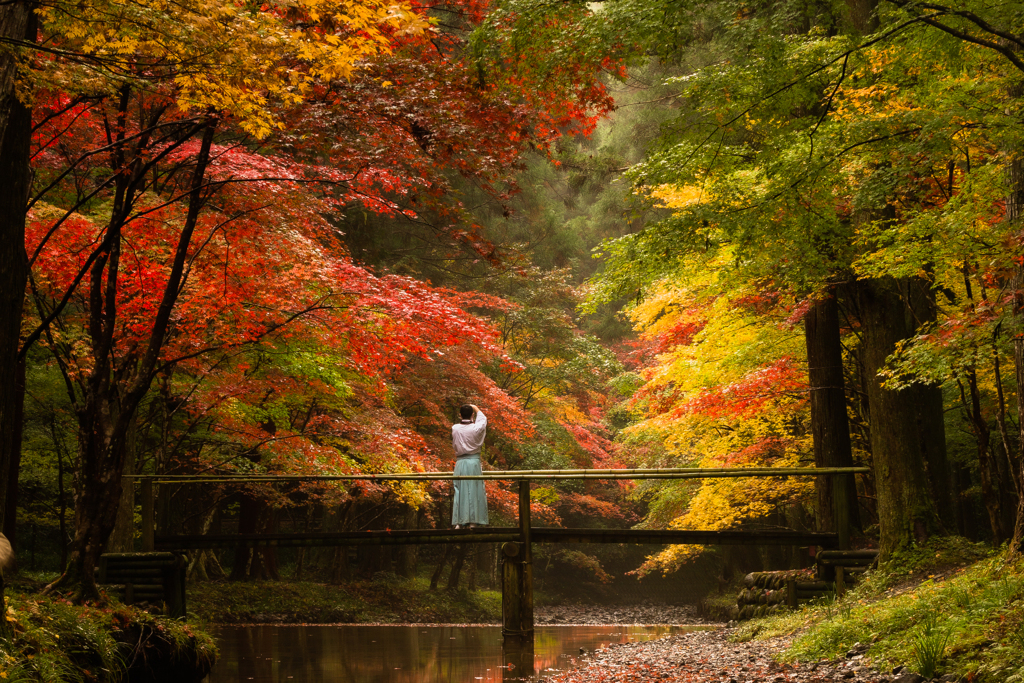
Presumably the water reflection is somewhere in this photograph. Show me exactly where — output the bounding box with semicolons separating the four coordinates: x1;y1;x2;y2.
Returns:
205;624;697;683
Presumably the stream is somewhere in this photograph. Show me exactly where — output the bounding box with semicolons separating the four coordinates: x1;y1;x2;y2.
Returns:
203;624;700;682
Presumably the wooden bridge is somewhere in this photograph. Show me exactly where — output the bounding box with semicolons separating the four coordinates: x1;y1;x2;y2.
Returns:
128;466;868;639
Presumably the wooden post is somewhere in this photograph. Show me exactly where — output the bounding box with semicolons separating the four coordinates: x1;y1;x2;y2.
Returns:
502;633;534;681
517;479;533;638
835;565;846;598
141;479;155;552
832;473;850;550
786;579;797;608
501;542;523;637
164;553;187;618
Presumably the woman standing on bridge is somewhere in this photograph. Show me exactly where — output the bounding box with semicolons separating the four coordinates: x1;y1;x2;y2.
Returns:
452;404;488;528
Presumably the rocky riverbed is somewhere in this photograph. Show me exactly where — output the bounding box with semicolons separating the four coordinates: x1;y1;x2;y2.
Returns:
535;602;700;625
541;628;946;683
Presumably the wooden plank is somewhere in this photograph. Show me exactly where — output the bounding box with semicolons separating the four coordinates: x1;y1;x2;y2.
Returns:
155;527;838;549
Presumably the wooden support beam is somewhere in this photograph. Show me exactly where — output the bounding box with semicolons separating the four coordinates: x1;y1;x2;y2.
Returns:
530;528;840;547
832;473;851;550
155;527;839;549
501;542;526;638
141;480;155;552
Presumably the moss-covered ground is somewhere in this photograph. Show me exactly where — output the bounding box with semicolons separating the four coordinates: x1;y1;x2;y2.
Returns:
0;581;217;682
189;572;503;624
734;538;1024;682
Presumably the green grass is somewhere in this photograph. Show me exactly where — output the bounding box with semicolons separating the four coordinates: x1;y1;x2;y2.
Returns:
189;572;503;624
733;538;1024;682
0;589;217;682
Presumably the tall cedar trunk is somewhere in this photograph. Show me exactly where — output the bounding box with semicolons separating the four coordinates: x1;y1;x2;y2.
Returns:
907;279;955;530
844;0;878;34
857;277;941;558
804;291;860;534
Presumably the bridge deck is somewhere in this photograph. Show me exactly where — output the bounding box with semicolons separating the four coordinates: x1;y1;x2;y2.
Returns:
155;527;837;549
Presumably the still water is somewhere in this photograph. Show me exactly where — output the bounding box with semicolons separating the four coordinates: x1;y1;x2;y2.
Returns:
205;624;698;683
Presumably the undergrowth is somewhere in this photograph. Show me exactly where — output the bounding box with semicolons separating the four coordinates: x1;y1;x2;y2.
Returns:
190;573;503;624
0;590;217;682
734;538;1023;682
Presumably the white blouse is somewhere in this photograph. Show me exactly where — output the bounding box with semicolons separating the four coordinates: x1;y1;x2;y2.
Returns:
452;411;487;456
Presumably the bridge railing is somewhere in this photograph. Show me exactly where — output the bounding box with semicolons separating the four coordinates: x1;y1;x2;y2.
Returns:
128;466;869;551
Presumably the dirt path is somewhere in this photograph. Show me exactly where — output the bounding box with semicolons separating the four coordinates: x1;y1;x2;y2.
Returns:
541;628;931;683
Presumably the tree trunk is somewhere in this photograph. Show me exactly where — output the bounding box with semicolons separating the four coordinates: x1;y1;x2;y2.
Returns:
856;277;941;558
906;279;954;531
844;0;879;34
230;495;261;581
804;291;860;535
447;544;469;591
42;119;217;600
106;415;137;553
0;0;32;572
430;545;453;590
398;505;418;578
2;358;25;551
1009;70;1024;555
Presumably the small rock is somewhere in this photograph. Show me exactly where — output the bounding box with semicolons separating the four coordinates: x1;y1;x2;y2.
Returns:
892;674;925;683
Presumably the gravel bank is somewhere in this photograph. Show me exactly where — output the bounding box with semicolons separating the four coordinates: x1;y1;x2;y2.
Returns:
542;628;939;683
535;603;700;625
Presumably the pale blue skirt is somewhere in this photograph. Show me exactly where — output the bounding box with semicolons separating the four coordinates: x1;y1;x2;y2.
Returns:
452;454;489;526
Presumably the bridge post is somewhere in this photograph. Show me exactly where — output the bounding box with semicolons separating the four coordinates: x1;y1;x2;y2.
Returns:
832;473;850;550
141;479;155;552
518;478;532;636
502;479;534;641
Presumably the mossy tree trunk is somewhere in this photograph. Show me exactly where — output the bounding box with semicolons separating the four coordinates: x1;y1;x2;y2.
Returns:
856;277;942;558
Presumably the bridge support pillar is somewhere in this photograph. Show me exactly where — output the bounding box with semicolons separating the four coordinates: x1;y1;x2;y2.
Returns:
832;473;850;550
141;479;155;552
501;479;533;641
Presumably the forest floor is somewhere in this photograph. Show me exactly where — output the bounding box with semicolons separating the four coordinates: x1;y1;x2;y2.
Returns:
546;538;1024;683
0;585;217;681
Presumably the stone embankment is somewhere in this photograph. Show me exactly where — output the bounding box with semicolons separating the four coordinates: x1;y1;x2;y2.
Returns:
542;628;948;683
